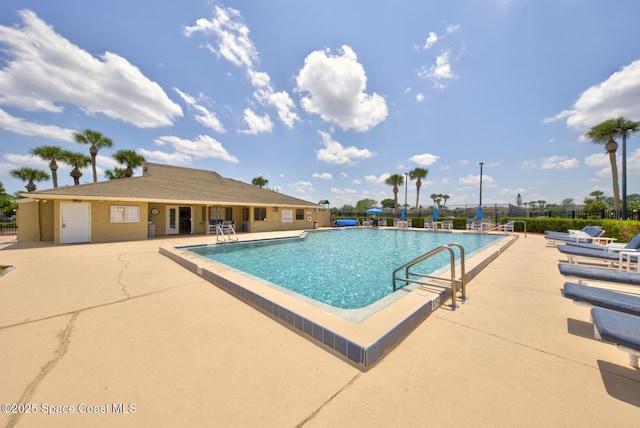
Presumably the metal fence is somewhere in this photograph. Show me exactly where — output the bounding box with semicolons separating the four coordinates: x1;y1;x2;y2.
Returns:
333;203;640;222
0;222;17;235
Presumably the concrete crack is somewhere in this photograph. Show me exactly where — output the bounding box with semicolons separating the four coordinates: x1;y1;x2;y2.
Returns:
6;312;78;428
116;254;131;299
295;372;361;427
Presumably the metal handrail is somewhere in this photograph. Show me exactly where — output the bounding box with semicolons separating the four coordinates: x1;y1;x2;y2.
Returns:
392;243;466;309
483;220;527;237
216;223;238;243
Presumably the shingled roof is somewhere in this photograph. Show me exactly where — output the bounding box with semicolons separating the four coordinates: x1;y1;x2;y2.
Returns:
26;162;320;208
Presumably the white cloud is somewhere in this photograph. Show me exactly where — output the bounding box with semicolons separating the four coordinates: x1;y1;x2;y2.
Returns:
185;6;298;129
584;153;609;168
459;174;496;187
415;93;425;102
423;32;438;49
446;24;461;34
138;149;193;165
410;153;439;166
174;88;225;133
0;108;75;141
364;173;390;185
540;155;579;170
545;59;640;130
419;51;457;90
152;134;239;163
296;45;388;131
316;131;375;165
0;10;182;128
268;91;299;128
291;180;314;195
185;6;256;68
522;156;579;170
239;108;273;135
312;172;333;180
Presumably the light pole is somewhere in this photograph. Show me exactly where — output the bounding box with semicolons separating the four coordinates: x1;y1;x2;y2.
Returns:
478;162;484;220
404;172;408;218
621;130;628;220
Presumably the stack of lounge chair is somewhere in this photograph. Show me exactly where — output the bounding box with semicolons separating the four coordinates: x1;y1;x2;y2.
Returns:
557;233;640;269
545;225;607;247
557;233;640;368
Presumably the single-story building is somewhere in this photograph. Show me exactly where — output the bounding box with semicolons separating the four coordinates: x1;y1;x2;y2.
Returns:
16;162;330;244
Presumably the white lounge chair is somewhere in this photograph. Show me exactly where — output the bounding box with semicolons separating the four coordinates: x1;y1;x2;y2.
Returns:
591;307;640;368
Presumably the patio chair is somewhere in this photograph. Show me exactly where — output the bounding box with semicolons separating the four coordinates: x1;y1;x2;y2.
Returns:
558;236;640;268
424;219;435;230
442;220;453;230
465;220;474;230
564;233;640;251
545;225;597;238
558;263;640;286
563;282;640;316
380;218;387;227
546;226;606;247
471;221;484;231
497;220;515;232
591;307;640;368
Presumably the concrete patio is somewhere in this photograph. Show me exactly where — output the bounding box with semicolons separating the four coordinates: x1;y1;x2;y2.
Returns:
0;231;638;427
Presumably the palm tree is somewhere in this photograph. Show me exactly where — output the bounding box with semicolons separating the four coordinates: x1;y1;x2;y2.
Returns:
10;167;50;192
589;190;604;202
252;176;269;188
63;152;91;185
30;145;66;188
585;119;623;213
73;129;114;182
441;194;450;209
408;167;428;210
112;149;145;177
385;174;404;216
104;167;127;180
614;117;640;219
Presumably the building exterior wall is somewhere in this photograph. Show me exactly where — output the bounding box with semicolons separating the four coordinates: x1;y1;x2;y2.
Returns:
90;201;148;243
39;201;55;241
17;199;328;244
15;199;40;242
248;206;330;232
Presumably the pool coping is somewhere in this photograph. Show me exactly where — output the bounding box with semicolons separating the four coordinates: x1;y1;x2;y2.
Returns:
159;229;518;370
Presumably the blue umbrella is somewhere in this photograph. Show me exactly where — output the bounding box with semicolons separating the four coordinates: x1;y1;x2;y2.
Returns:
433;205;439;221
365;208;384;215
476;205;483;220
401;207;406;220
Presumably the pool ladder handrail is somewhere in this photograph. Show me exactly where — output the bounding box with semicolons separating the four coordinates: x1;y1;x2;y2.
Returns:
392;243;466;309
216;222;238;243
482;220;527;237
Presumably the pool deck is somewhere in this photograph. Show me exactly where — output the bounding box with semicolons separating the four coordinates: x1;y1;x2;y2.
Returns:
1;230;639;427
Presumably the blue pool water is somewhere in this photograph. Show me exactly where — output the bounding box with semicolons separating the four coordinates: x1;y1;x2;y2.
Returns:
188;229;503;309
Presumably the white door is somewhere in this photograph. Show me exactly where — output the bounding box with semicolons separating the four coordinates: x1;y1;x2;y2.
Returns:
167;206;178;235
61;202;91;244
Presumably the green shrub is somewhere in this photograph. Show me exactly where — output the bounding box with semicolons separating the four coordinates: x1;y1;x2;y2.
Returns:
500;217;640;241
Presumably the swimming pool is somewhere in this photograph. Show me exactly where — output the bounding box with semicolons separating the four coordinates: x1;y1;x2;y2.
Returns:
187;228;503;309
161;228;516;369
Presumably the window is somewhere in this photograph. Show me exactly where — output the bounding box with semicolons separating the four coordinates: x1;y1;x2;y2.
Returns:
254;207;266;221
110;205;140;223
296;209;304;220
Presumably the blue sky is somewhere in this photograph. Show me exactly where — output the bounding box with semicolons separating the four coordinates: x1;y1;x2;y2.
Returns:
1;0;640;209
